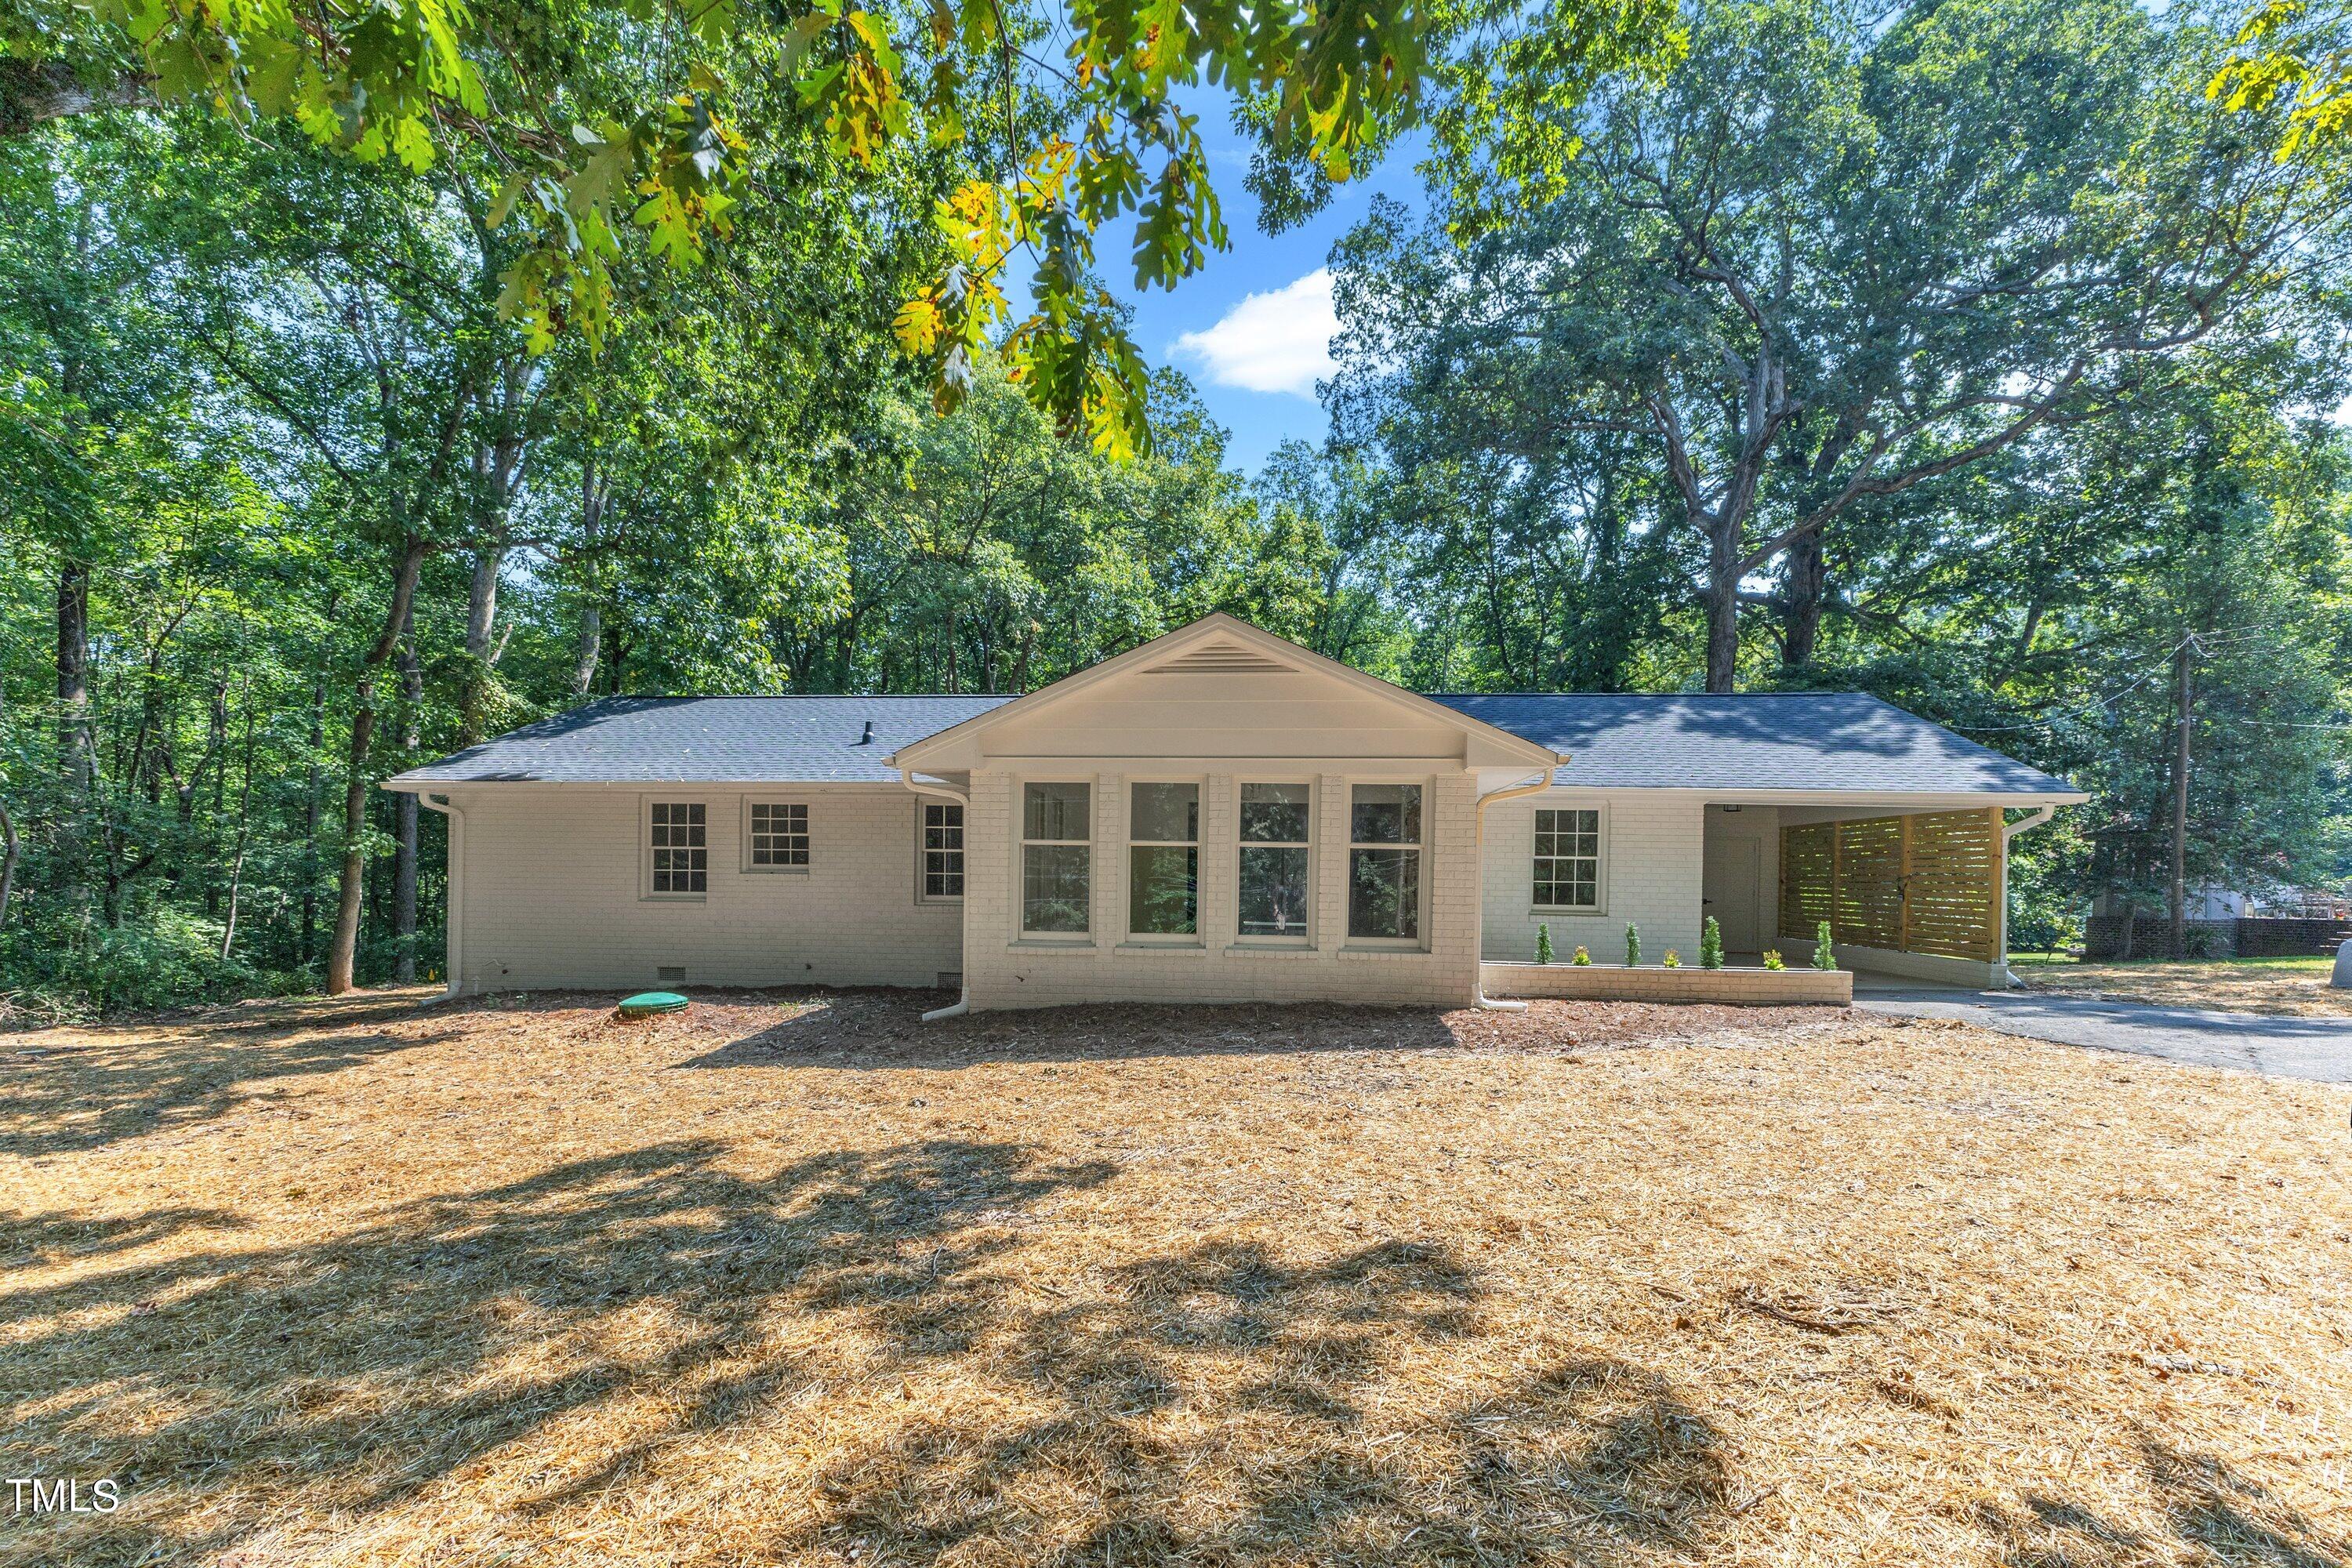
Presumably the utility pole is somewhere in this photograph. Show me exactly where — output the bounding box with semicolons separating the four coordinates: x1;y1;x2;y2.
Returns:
2167;632;2197;960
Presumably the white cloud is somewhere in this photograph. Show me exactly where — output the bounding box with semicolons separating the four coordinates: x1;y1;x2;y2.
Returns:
1170;268;1340;399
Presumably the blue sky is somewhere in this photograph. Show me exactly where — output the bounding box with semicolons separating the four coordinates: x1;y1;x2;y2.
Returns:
1011;97;1434;477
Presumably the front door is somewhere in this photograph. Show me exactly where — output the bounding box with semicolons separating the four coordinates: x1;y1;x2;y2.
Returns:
1702;833;1762;953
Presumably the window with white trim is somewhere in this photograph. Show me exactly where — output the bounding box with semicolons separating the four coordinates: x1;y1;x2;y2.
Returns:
748;802;809;869
649;802;707;895
1347;783;1422;941
1237;782;1312;939
1022;782;1091;935
1533;808;1601;909
922;801;964;898
1128;782;1200;938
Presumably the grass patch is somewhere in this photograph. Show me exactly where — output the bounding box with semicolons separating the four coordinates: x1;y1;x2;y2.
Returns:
3;988;2348;1565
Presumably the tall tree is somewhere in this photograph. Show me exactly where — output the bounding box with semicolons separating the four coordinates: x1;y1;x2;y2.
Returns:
1341;0;2344;689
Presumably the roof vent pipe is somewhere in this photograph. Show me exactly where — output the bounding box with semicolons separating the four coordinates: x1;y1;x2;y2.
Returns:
860;720;873;745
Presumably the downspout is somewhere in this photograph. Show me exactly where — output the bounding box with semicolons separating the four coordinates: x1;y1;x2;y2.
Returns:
413;791;464;998
900;771;973;1022
1996;804;2057;987
1472;762;1568;1011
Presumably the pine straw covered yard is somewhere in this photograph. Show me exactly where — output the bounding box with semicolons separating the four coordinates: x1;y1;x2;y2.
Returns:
4;989;2350;1568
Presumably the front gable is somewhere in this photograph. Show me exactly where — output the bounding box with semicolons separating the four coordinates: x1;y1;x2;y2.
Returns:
891;615;1559;774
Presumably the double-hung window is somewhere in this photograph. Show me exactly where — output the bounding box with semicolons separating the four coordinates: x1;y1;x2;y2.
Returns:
1022;782;1091;935
922;802;964;898
1128;782;1200;938
748;802;809;869
1237;782;1312;940
1348;783;1423;942
649;802;707;895
1533;808;1602;909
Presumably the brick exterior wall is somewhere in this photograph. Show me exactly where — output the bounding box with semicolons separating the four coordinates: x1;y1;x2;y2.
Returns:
1478;794;1706;967
958;769;1484;1011
1480;961;1852;1004
447;785;962;993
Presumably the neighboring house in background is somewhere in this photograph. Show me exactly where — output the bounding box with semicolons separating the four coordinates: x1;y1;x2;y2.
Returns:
385;614;2085;1009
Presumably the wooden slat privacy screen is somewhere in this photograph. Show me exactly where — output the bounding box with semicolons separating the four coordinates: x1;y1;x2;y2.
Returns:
1778;809;2002;961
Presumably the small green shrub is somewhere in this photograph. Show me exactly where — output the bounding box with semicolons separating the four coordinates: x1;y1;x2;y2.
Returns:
1534;924;1553;965
1813;920;1837;970
1700;916;1723;969
1762;949;1785;971
1661;949;1681;968
1624;923;1641;966
1571;945;1591;966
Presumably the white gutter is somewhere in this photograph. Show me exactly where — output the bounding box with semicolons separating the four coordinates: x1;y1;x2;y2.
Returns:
1994;804;2059;986
413;792;465;999
900;773;975;1022
1470;764;1566;1011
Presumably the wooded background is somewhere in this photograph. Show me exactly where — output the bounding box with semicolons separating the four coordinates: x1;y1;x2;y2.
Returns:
4;0;2348;1016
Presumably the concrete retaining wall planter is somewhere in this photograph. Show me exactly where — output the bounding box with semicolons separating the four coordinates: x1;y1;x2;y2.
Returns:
1481;962;1853;1005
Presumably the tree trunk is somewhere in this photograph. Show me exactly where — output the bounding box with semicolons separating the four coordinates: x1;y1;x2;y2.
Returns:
572;459;606;695
204;676;227;916
1703;515;1741;693
394;602;422;983
56;561;92;795
0;797;18;931
301;677;325;964
326;541;430;995
2167;637;2194;960
459;546;506;744
1781;528;1828;669
219;710;254;962
572;604;601;695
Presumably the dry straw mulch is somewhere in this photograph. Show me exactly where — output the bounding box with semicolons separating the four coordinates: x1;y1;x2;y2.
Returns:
3;987;2348;1566
2020;959;2352;1018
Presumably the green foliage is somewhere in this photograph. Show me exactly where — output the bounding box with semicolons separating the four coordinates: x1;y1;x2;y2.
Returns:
2210;0;2351;157
1700;916;1722;969
1661;948;1679;968
1624;922;1639;967
1534;922;1552;964
49;0;1682;458
1813;922;1837;971
1762;949;1785;971
1570;944;1590;966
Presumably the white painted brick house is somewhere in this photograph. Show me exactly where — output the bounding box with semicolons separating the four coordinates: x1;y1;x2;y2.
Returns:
387;614;2083;1010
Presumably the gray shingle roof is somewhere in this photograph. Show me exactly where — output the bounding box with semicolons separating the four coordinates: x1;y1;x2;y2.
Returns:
385;695;1014;786
388;688;2076;797
1429;691;2078;796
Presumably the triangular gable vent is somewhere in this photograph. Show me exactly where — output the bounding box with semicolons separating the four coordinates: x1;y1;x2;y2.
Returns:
1143;639;1298;675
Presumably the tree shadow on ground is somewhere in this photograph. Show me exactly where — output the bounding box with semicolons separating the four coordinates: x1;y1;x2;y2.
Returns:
5;1136;1115;1565
679;991;1467;1071
4;1119;1741;1568
0;994;457;1157
1966;1432;2350;1568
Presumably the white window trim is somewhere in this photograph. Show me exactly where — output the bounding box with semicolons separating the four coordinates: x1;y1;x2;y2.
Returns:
1125;776;1205;946
1344;777;1431;949
641;795;712;902
1233;776;1315;946
915;797;965;904
741;797;812;875
1530;801;1609;916
1018;777;1094;941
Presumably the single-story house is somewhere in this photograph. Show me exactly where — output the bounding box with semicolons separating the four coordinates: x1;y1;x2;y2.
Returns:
385;613;2084;1011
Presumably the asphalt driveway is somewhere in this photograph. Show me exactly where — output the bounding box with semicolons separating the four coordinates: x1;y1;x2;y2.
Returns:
1855;986;2352;1084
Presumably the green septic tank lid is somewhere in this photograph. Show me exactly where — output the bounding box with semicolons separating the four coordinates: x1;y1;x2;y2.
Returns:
617;990;690;1018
